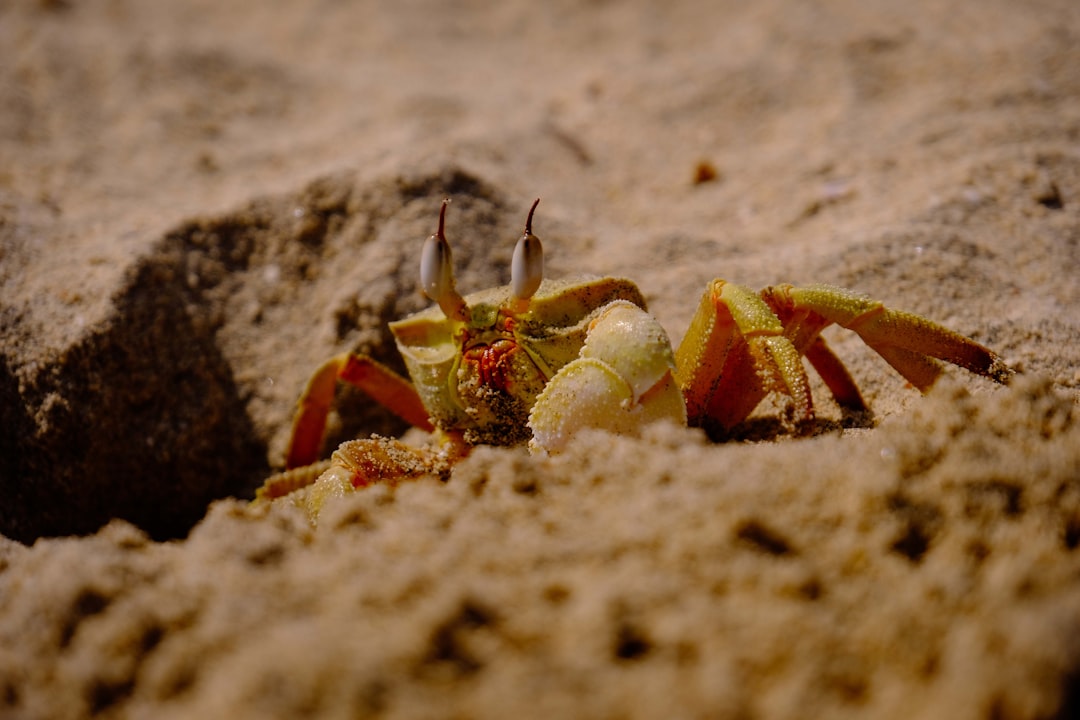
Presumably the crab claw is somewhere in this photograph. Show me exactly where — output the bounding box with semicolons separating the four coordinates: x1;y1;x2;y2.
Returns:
528;301;687;453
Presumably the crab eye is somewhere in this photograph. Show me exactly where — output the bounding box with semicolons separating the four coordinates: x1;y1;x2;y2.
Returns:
511;198;544;302
420;199;468;321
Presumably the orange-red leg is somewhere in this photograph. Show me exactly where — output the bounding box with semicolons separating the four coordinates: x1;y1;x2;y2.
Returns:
286;353;434;469
675;280;813;433
674;279;1011;437
761;283;1013;392
803;336;867;411
288;433;469;523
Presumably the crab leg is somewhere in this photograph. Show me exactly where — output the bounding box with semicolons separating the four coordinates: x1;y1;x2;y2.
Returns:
285;353;434;469
760;284;1013;392
675;280;814;433
255;460;333;503
300;435;465;522
802;336;867;410
259;433;468;522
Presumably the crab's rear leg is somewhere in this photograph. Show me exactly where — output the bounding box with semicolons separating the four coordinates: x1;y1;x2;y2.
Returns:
803;336;868;411
761;283;1014;392
285;353;434;469
674;280;815;434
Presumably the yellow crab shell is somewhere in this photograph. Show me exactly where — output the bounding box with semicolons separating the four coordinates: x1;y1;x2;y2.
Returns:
390;276;647;445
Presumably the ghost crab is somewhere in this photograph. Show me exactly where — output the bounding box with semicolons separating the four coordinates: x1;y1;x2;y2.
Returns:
257;198;1013;518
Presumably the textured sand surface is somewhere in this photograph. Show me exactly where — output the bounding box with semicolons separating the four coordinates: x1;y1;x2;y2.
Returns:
2;1;1079;718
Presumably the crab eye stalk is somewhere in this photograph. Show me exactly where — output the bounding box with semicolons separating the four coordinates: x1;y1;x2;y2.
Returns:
511;198;544;303
420;199;468;321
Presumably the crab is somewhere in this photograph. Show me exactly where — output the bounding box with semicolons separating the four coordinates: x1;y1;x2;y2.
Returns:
257;198;1013;519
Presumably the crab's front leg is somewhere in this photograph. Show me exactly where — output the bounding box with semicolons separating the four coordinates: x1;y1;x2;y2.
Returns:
527;301;688;453
301;433;468;521
255;352;438;511
284;353;434;469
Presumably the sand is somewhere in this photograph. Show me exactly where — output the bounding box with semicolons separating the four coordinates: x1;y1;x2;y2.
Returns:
1;0;1079;717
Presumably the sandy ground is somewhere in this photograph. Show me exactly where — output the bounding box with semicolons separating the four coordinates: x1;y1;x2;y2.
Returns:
2;0;1080;717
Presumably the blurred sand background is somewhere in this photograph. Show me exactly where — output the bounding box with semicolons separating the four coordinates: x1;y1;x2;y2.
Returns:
1;0;1079;717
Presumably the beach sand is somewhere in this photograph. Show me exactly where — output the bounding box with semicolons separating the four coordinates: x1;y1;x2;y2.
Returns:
2;1;1079;717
